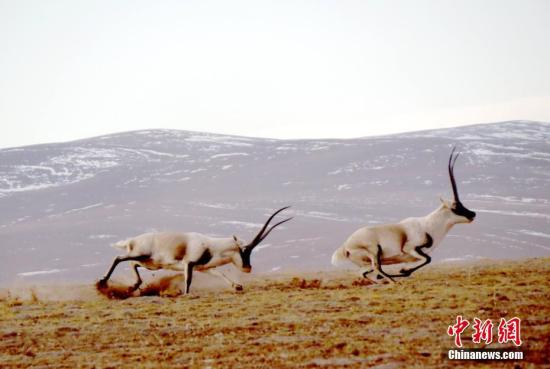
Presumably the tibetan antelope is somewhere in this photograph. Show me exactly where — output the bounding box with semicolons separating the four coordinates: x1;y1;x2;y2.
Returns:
331;148;476;283
98;207;292;294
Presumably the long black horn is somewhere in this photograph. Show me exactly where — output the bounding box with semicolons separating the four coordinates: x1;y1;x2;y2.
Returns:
258;217;293;244
448;146;461;203
246;206;291;249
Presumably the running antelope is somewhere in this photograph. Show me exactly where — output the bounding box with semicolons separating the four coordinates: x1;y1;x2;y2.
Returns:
98;207;292;294
331;148;476;283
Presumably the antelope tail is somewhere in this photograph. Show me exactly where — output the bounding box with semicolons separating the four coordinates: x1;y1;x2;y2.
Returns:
112;239;131;251
331;246;348;266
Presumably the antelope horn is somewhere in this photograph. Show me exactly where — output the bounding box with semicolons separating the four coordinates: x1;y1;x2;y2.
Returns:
246;206;291;249
448;146;461;203
257;217;293;244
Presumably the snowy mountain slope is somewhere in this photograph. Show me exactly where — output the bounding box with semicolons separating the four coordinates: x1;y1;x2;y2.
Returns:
0;121;549;284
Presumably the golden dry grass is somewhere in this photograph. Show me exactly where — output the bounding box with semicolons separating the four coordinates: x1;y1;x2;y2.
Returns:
1;258;549;369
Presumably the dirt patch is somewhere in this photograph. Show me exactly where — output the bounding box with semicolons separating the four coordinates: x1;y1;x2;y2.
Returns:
139;274;185;297
352;278;374;286
95;274;186;299
95;280;138;299
290;277;322;289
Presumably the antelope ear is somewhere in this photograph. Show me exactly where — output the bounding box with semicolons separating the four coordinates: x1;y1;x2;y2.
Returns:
233;235;238;242
440;197;452;208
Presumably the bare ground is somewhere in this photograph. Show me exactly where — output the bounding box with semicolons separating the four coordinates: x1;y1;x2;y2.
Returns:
0;258;549;369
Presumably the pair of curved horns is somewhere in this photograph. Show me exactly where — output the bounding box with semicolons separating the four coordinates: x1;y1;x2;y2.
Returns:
246;206;293;249
448;146;462;203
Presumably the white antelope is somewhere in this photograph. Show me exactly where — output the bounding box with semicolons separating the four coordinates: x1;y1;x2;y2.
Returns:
98;207;292;294
331;148;476;283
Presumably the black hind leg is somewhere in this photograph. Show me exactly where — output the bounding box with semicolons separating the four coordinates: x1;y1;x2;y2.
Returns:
130;263;143;291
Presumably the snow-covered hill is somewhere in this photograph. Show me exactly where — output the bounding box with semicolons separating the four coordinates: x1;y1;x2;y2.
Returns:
1;121;549;284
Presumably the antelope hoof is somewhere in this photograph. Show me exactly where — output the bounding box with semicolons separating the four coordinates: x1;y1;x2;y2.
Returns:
97;278;108;288
234;284;244;292
399;269;411;277
361;269;374;279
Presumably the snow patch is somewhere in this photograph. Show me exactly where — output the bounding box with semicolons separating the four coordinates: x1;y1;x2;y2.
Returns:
89;234;115;240
18;269;68;277
470;194;547;205
337;184;351;191
186;134;254;147
210;152;249;159
189;168;207;173
80;263;102;268
192;202;237;210
255;243;272;251
517;230;550;239
476;209;550;220
472;148;550;162
220;220;263;229
64;203;104;214
276;146;298;151
139;149;189;159
296;211;348;222
309;145;329;151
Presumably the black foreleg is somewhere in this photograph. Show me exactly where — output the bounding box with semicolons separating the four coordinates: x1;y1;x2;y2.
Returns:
185;263;194;294
375;245;395;283
389;233;433;278
99;256;127;286
399;246;432;276
99;255;150;286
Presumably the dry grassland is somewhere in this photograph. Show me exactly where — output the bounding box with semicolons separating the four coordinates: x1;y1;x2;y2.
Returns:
1;258;549;369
